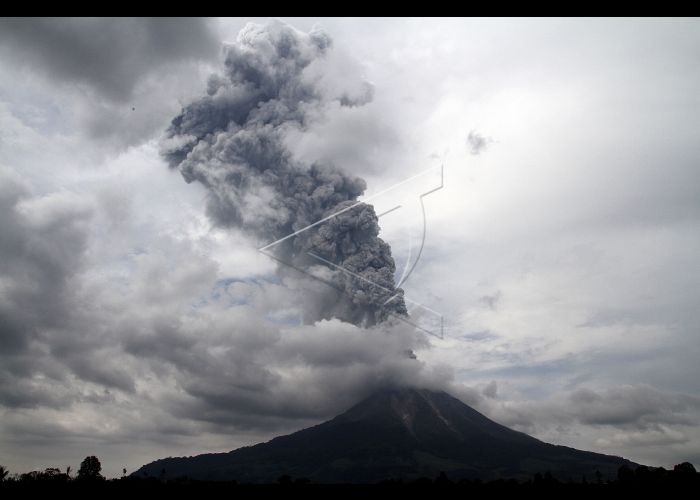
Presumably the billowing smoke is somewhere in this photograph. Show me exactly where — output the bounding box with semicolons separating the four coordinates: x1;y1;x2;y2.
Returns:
160;21;407;327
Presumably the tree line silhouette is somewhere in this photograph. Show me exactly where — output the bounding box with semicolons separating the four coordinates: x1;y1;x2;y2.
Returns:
1;456;698;492
0;456;104;483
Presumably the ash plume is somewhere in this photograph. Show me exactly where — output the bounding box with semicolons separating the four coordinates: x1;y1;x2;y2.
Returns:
160;21;407;327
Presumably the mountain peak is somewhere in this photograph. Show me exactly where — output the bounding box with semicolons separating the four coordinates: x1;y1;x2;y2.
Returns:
334;387;533;447
335;388;469;436
334;387;445;420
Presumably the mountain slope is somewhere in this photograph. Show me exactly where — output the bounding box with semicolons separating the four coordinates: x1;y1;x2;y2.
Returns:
134;388;635;483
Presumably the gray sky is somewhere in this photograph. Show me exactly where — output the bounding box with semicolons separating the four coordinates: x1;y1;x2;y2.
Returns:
1;17;699;478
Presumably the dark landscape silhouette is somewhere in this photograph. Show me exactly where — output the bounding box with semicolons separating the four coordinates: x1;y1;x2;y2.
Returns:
134;388;638;483
3;388;697;495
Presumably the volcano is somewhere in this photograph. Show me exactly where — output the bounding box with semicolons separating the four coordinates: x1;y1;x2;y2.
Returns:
134;388;635;483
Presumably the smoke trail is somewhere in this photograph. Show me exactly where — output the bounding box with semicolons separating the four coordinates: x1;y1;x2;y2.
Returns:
160;21;407;327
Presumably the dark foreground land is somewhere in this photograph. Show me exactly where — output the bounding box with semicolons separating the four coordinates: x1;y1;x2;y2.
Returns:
2;464;698;498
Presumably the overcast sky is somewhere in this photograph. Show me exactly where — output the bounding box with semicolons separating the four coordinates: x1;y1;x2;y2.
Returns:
1;17;699;478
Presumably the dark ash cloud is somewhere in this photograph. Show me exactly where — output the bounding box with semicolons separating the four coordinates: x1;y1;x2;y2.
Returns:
161;21;408;327
467;130;493;155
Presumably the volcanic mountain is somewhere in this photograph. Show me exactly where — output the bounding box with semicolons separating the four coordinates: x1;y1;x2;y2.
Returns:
134;388;635;483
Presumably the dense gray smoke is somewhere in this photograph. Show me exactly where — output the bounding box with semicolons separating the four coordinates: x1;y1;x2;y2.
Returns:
160;21;407;327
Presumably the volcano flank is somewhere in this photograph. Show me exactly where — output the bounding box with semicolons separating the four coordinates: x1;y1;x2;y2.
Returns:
135;388;636;483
